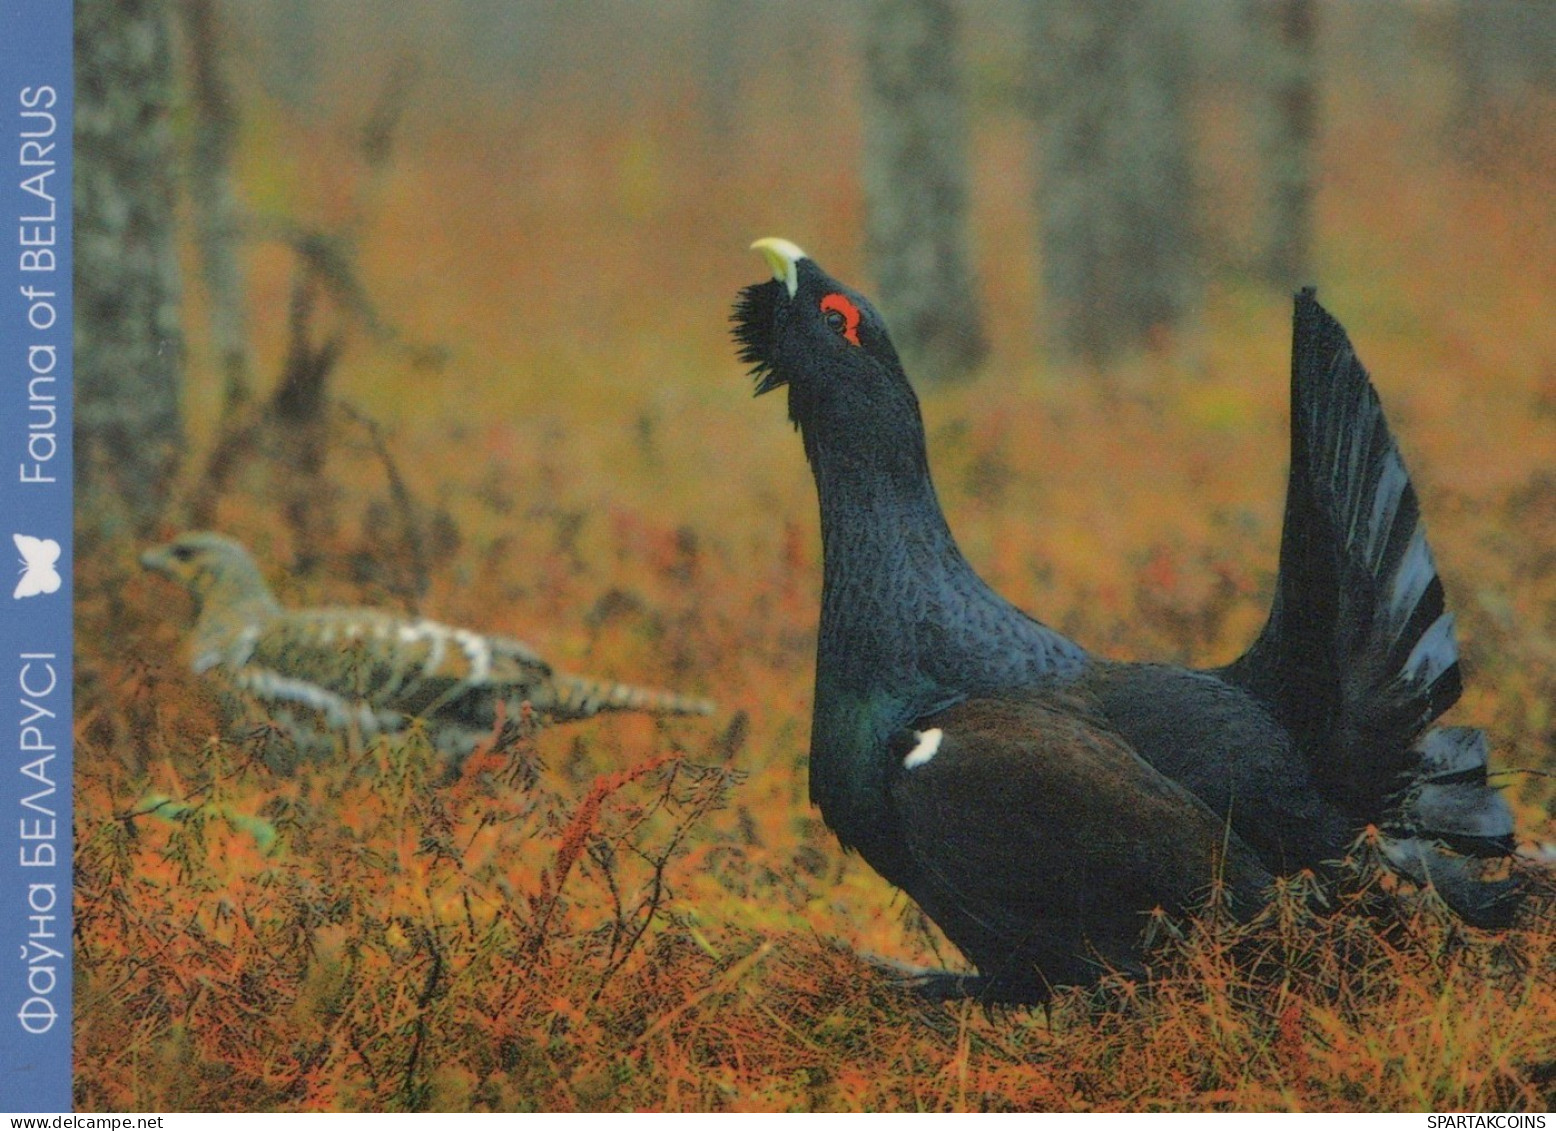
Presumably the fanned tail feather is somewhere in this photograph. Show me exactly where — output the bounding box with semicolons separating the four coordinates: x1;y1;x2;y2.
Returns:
1397;727;1514;858
1223;290;1520;924
1381;726;1521;927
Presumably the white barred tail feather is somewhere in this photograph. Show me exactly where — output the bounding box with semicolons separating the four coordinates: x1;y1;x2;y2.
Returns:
541;672;716;721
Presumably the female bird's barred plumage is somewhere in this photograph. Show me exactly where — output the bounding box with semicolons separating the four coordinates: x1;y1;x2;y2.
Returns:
142;532;714;764
737;238;1523;1004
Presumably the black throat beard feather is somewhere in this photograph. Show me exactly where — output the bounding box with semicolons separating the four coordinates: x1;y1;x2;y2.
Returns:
731;279;786;397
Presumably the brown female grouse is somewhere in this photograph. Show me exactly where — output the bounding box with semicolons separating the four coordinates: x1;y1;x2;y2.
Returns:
143;532;715;767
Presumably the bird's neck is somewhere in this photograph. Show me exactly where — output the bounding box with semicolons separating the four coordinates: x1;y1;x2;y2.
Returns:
810;442;967;647
807;425;1082;692
190;575;282;671
801;419;1085;846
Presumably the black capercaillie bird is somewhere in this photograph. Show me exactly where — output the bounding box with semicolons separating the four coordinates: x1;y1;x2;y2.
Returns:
734;237;1521;1004
142;532;715;766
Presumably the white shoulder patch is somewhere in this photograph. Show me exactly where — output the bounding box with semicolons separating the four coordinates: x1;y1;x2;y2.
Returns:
902;727;943;770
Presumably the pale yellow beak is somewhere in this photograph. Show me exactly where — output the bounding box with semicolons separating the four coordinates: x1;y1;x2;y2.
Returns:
750;237;807;299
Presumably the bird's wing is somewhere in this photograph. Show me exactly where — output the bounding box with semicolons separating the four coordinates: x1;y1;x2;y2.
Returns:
889;695;1271;986
221;601;711;761
234;607;554;731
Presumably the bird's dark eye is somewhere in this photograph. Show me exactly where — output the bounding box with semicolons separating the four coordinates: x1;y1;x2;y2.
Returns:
171;546;196;563
819;292;862;346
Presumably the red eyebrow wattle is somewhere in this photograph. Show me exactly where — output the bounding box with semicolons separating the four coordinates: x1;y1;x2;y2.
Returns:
820;293;862;346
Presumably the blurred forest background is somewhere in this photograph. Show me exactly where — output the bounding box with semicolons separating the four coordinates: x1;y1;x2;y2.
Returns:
74;0;1555;1112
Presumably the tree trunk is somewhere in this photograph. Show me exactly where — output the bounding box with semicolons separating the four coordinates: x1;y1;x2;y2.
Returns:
181;0;253;415
1451;0;1556;160
861;0;988;384
267;0;320;108
75;0;185;539
1252;0;1317;289
1029;0;1199;367
700;0;745;147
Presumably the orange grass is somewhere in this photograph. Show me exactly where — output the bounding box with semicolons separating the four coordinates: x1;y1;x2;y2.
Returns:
74;16;1555;1111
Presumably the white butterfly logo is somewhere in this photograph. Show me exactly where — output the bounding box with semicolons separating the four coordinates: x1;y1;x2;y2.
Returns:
13;534;61;599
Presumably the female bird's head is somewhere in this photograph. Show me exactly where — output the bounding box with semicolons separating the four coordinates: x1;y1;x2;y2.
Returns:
141;531;280;621
733;238;926;473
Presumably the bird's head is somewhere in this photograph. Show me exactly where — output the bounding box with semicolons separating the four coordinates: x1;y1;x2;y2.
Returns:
141;532;279;620
734;238;925;469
